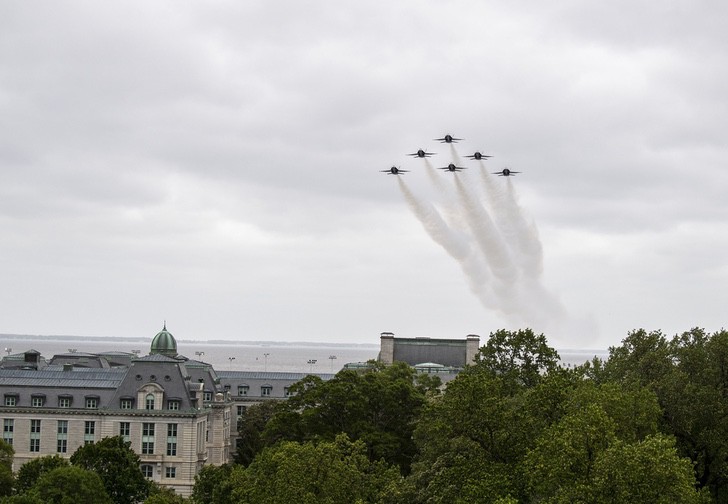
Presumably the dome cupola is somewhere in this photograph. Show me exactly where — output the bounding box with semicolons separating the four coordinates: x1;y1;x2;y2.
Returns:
150;322;178;358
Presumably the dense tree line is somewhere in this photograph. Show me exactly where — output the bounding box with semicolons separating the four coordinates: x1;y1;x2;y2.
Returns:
216;327;723;503
4;327;728;502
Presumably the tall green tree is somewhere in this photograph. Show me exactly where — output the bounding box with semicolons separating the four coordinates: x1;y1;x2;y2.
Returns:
408;371;535;503
602;327;728;500
602;328;673;387
471;328;560;389
0;439;13;498
524;402;618;502
14;455;69;494
190;464;233;504
663;328;728;500
234;401;279;466
144;483;188;504
263;362;427;474
590;435;709;504
523;378;664;502
70;436;149;504
31;465;111;504
0;494;44;504
229;434;401;504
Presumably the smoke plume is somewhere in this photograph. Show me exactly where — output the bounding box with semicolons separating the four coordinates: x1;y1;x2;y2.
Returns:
398;145;567;334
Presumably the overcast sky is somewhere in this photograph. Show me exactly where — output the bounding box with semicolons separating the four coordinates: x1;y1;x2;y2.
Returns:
1;1;727;350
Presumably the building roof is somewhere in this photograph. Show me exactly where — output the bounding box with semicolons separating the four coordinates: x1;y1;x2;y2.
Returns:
0;367;126;389
217;371;335;381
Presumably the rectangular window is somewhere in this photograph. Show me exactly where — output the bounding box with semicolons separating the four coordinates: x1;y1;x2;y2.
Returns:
238;385;249;396
145;394;155;410
32;397;44;407
57;420;68;453
165;466;176;478
85;397;98;409
4;396;17;407
167;400;179;411
29;419;41;452
119;422;130;442
141;465;154;478
284;387;293;397
120;398;132;409
84;421;95;444
166;423;177;456
142;423;155;454
261;386;272;397
3;419;13;446
203;392;212;402
59;397;71;408
237;405;247;416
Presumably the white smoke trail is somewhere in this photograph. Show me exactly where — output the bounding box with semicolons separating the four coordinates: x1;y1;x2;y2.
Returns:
424;159;448;194
424;158;471;241
397;177;470;261
453;175;518;284
479;172;566;333
398;140;569;335
449;144;463;165
476;165;543;276
397;177;499;310
503;178;544;276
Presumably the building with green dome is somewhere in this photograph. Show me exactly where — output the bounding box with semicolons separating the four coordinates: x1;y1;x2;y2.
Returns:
0;325;233;497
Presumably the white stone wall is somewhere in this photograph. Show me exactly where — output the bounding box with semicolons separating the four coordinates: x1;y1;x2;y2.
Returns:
3;409;225;498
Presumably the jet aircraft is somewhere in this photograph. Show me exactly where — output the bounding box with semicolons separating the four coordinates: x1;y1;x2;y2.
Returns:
381;166;409;175
434;134;462;143
407;149;435;158
465;151;493;161
493;168;520;176
438;163;467;172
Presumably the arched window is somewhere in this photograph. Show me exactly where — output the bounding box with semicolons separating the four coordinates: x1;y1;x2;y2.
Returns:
145;393;155;410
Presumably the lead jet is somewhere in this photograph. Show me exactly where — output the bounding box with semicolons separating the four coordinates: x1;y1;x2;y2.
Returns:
381;166;409;175
407;149;435;158
493;168;520;176
438;163;467;172
465;151;493;161
434;134;462;143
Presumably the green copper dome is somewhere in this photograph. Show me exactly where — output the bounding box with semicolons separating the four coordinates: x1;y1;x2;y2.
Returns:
150;323;178;358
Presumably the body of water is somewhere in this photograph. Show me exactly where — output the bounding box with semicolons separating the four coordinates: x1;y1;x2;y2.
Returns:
1;336;379;373
1;336;608;373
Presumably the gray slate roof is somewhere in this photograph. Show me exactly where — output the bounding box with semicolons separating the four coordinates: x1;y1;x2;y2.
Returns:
0;368;126;389
217;371;335;381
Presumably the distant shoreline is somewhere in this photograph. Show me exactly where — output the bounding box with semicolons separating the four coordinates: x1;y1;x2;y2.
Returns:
0;333;607;353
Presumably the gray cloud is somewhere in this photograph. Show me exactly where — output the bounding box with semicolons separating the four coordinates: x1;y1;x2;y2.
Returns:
1;1;727;348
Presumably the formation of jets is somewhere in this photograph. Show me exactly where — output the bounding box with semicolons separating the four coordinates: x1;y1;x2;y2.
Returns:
383;133;521;177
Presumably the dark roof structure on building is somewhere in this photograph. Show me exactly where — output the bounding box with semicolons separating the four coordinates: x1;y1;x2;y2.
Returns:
381;335;479;368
